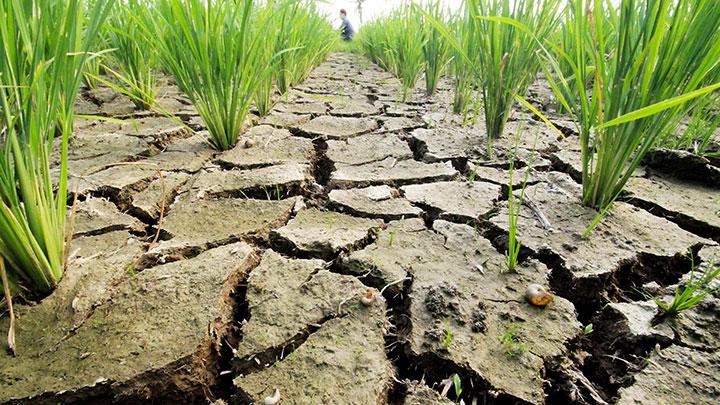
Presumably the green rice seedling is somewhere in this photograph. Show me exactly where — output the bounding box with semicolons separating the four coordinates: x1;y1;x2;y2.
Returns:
500;323;527;359
549;1;618;114
442;326;453;351
505;129;536;272
0;0;111;297
144;0;270;151
253;2;281;117
452;373;462;400
105;0;159;110
420;0;561;151
421;1;452;96
390;5;426;101
356;20;391;70
645;255;720;317
250;0;335;116
537;0;720;210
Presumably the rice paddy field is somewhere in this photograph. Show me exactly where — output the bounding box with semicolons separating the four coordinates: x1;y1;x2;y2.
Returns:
1;0;719;404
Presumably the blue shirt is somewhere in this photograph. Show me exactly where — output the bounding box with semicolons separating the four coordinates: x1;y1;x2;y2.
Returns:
340;17;354;40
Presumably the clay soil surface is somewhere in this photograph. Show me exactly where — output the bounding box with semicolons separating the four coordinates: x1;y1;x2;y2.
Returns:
1;54;719;405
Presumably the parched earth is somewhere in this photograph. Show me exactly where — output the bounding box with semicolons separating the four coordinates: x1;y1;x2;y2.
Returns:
1;54;719;404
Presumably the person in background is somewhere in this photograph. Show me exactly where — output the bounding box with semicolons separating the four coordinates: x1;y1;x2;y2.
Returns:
339;9;354;41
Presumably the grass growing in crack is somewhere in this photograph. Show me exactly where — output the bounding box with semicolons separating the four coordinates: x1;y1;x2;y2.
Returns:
452;373;462;401
501;324;527;359
141;0;269;151
442;326;453;351
105;0;158;110
643;254;720;317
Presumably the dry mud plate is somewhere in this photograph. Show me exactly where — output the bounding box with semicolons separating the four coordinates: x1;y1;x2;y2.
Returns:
2;53;720;405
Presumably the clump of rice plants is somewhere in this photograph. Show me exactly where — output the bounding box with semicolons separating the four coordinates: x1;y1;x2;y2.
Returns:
468;0;561;142
82;0;109;90
82;51;104;90
0;0;111;299
548;1;617;115
144;0;269;151
253;0;336;117
421;1;452;96
274;0;337;94
105;0;159;110
539;0;720;210
449;8;476;118
253;3;281;117
357;4;426;101
420;0;561;152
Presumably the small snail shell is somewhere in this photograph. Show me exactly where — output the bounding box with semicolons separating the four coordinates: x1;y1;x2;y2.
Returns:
243;138;256;149
263;388;281;405
360;288;376;306
525;284;553;307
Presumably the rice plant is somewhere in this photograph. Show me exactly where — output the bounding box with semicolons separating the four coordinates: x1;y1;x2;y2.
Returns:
274;0;337;94
253;3;281;117
645;255;719;317
548;1;618;114
421;1;452;96
450;9;476;118
105;0;159;110
505;158;524;272
251;1;335;117
0;0;111;297
81;0;109;90
505;130;536;272
357;4;426;101
538;0;720;210
144;0;269;151
474;0;561;141
82;52;104;90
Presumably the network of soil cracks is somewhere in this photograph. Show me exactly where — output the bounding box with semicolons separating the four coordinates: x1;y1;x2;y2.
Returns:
1;54;719;405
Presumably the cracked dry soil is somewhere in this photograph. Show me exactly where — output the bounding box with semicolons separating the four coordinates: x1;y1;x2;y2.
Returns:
1;53;719;405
